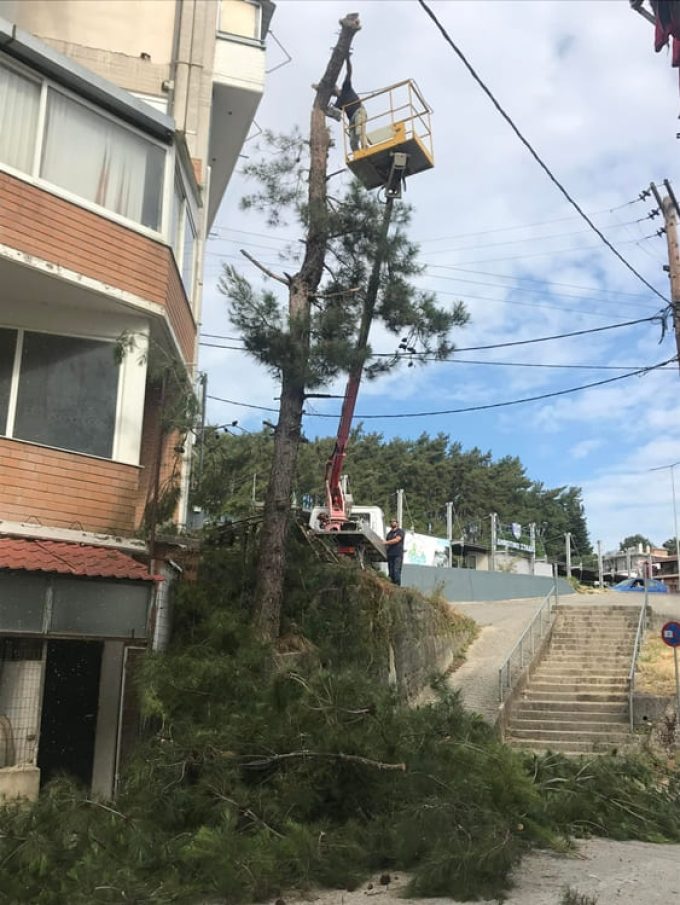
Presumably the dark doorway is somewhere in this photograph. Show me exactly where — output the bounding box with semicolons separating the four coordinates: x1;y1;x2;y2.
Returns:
38;639;103;787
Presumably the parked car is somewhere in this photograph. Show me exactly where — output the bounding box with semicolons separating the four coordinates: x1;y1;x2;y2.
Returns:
612;577;668;593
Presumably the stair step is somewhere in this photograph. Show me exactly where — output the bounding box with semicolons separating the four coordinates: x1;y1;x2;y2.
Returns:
516;699;628;714
531;663;628;682
511;707;628;723
529;677;628;689
508;717;628;734
507;726;630;743
522;690;628;703
505;738;623;755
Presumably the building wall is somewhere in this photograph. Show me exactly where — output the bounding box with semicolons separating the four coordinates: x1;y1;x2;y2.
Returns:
0;1;177;63
0;438;142;534
0;172;196;362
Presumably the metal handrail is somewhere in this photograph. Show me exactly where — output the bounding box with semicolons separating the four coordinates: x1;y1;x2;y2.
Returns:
498;585;557;703
628;597;647;731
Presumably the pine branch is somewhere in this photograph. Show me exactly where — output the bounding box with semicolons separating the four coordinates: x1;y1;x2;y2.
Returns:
238;749;407;771
240;249;290;286
208;789;285;837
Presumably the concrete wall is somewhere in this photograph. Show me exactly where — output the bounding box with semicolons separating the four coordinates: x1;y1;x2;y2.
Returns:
387;593;476;701
402;563;574;602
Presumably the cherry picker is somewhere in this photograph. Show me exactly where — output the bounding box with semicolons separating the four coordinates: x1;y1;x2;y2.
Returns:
311;80;434;563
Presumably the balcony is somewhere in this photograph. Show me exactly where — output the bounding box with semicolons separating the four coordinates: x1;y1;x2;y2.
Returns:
207;0;274;226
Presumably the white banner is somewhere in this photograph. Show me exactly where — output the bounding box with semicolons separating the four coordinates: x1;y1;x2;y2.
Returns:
404;531;450;568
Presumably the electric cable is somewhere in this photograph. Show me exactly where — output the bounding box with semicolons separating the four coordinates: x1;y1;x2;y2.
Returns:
416;0;669;304
207;356;675;421
308;357;677;420
199;312;665;356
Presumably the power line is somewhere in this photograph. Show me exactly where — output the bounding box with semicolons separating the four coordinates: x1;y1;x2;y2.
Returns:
199;312;664;357
311;358;677;419
422;264;654;300
424;284;646;319
418;220;645;256
416;0;669;305
208;393;279;413
389;313;663;354
207;357;676;421
396;357;676;372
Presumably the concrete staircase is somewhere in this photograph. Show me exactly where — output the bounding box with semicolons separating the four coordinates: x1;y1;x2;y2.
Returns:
505;604;640;755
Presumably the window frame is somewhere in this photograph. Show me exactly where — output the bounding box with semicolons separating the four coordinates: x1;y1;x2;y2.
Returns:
0;55;170;241
217;0;264;46
0;325;125;463
170;167;199;307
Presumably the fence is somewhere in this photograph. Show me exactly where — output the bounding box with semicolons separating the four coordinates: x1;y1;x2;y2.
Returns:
498;585;558;703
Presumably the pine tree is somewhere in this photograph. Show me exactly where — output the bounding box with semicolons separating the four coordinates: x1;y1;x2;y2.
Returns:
218;14;468;640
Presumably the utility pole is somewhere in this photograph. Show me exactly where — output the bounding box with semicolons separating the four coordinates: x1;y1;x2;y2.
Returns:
597;540;604;589
565;532;572;578
650;181;680;372
649;460;680;591
490;512;497;572
396;488;404;527
529;522;536;575
446;501;453;568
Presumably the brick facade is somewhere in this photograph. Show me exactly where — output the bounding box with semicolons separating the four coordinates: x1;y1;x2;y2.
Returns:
0;171;196;361
0;438;141;535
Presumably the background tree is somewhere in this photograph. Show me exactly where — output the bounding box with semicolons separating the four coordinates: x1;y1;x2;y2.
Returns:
195;428;591;560
662;537;679;554
219;16;468;640
619;533;653;551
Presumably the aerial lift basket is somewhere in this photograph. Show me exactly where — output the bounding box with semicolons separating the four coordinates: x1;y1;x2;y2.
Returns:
342;79;434;191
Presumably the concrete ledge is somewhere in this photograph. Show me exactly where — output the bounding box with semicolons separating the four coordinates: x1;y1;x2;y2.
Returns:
0;765;40;802
633;692;677;727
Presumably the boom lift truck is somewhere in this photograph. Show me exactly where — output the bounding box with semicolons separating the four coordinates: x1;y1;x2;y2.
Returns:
310;80;434;564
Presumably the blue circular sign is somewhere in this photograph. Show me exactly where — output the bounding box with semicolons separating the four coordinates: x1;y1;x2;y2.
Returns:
661;621;680;648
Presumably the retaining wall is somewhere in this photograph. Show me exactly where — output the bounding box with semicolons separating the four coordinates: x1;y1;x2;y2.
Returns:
403;564;574;602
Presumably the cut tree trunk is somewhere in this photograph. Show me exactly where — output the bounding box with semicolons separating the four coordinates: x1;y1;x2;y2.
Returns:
252;13;362;641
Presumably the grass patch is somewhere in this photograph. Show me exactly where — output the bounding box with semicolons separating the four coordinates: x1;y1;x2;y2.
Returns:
637;637;678;695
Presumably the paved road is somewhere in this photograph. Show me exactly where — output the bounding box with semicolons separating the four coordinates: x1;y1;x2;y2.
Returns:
444;589;680;723
446;596;549;722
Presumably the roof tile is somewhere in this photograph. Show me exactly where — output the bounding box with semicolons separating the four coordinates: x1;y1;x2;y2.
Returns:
0;537;158;582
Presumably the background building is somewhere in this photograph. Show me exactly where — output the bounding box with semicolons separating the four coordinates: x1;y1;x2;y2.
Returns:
0;0;274;800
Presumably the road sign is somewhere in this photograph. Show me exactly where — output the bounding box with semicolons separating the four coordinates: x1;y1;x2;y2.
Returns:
661;621;680;647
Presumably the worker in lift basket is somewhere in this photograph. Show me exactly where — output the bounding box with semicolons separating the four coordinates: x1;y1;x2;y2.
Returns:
314;54;367;151
385;518;406;586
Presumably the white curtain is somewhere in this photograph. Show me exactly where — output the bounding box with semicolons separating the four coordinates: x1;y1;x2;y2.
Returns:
41;89;163;229
0;64;40;173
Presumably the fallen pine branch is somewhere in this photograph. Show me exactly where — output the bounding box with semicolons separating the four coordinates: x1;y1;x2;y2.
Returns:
237;749;407;771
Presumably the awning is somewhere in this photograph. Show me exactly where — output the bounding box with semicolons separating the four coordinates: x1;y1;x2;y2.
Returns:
0;537;159;582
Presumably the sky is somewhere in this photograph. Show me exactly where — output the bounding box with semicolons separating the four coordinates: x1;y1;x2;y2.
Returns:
199;0;680;555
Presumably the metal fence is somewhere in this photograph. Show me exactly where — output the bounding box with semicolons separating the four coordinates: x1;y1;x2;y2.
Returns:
498;585;558;703
628;597;648;731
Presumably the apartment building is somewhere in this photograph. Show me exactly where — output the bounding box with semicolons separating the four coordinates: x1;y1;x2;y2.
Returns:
0;0;274;800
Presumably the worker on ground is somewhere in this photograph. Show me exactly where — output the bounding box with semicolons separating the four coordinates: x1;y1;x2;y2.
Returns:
385;518;405;586
314;54;367;152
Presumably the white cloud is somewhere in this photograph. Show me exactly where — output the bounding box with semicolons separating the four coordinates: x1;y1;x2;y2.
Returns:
200;0;680;543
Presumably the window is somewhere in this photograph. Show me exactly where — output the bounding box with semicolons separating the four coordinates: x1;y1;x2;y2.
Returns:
171;175;197;300
41;90;164;230
2;329;120;459
0;61;167;232
0;327;17;435
181;210;196;293
0;64;40;173
218;0;262;41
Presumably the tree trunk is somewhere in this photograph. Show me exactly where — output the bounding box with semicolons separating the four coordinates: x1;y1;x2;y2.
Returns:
252;13;362;641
